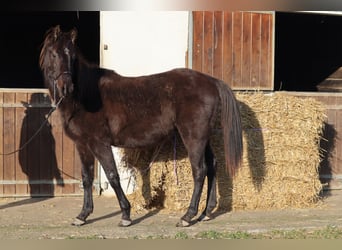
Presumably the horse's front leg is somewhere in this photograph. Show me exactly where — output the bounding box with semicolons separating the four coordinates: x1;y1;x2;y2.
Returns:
90;143;132;227
72;144;95;226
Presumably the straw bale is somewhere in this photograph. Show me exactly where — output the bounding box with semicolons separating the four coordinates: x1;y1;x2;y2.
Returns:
121;92;326;213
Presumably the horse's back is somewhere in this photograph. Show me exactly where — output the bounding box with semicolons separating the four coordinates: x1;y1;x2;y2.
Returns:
169;68;220;100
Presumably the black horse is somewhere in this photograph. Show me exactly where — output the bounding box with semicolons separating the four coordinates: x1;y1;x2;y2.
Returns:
39;25;243;227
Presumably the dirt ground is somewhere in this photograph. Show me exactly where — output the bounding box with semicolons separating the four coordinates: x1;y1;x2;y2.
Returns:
0;190;342;239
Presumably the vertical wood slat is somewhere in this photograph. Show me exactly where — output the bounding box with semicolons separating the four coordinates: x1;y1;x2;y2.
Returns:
203;11;214;76
39;93;53;195
213;11;223;80
3;93;16;195
192;11;274;90
73;146;82;194
334;111;340;176
232;12;243;88
336;109;342;176
51;110;64;196
27;92;41;195
0;89;86;197
260;13;273;89
0;92;3;195
62;133;75;194
242;12;252;88
329;95;342;176
222;12;233;85
192;11;204;72
319;95;339;177
323;96;338;177
15;92;29;195
251;13;262;88
320;107;333;176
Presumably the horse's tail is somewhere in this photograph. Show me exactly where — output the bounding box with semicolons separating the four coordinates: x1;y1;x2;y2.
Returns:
215;80;243;177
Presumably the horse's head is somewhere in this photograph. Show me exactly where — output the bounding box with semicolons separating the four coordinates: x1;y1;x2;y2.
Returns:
40;25;78;101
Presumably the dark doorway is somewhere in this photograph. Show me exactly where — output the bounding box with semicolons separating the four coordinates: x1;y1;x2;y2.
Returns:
274;12;342;91
0;11;100;88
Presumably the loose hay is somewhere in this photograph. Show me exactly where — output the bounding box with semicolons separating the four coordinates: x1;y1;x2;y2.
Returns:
120;92;326;213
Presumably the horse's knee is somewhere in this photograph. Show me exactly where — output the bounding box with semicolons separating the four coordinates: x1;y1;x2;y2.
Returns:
108;171;119;180
106;171;120;186
82;177;93;189
193;168;206;183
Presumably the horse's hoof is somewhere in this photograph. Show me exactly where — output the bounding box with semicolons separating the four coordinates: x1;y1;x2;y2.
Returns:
118;219;132;227
176;219;190;227
71;218;86;226
198;214;212;222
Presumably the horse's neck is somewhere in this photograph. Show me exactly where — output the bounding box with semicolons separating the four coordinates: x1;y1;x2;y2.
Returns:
76;63;100;89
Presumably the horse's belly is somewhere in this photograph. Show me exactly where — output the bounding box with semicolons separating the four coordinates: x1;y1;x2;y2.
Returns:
111;120;174;148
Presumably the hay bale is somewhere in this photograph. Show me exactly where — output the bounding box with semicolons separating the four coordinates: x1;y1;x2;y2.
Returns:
122;92;326;213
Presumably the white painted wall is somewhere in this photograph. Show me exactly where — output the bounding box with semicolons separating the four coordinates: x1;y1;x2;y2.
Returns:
100;11;189;76
98;11;189;196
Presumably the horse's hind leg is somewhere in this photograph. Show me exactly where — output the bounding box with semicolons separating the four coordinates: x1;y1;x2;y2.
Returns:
72;144;95;226
176;137;208;227
198;143;217;222
90;143;132;227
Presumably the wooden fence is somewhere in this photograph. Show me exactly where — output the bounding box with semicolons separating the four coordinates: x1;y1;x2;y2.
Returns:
0;89;88;197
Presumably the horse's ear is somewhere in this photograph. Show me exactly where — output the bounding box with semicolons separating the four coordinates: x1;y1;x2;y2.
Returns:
53;25;61;41
70;28;78;44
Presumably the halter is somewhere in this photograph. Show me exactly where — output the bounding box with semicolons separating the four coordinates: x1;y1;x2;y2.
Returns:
54;71;72;81
53;71;72;106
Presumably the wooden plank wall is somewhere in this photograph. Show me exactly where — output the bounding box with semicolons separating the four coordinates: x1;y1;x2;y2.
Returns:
284;92;342;190
192;11;274;90
0;89;84;197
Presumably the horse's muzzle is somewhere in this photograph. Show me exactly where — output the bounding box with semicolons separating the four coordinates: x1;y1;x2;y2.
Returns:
55;74;74;97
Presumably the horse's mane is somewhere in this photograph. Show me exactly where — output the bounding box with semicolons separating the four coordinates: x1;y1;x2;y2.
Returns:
72;55;104;112
39;26;57;70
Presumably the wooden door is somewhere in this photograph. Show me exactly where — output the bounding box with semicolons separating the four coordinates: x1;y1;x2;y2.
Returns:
192;11;274;90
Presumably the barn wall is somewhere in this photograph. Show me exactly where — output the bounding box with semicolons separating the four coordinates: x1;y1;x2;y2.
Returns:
0;89;86;197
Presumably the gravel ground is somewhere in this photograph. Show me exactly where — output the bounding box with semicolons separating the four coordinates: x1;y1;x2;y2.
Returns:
0;190;341;239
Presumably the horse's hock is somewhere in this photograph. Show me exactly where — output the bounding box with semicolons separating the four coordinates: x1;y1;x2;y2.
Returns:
119;92;326;212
